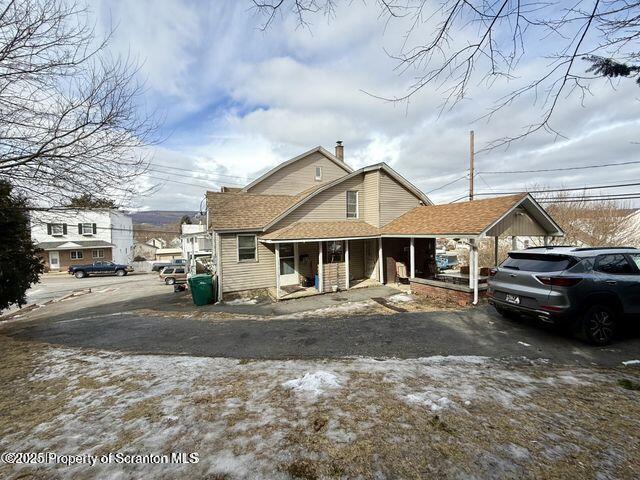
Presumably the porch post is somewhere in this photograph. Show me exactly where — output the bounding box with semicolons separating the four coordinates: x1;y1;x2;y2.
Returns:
410;237;415;278
511;235;517;250
543;235;549;246
494;236;499;266
318;241;323;293
468;239;474;289
275;243;281;300
378;237;384;284
345;240;350;289
470;238;479;305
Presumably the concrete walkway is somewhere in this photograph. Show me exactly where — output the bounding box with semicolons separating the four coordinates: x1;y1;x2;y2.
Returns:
211;285;402;316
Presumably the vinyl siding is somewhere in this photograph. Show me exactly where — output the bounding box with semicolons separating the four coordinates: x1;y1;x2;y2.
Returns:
379;171;423;226
220;234;275;293
362;170;380;227
348;239;365;280
323;262;346;291
246;151;349;196
486;209;547;237
270;175;365;230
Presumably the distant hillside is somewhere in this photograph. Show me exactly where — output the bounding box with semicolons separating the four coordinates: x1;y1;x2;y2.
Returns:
130;210;198;226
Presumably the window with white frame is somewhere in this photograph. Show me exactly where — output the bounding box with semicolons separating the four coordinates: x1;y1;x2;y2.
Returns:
50;223;64;236
81;223;93;235
346;190;359;219
314;166;322;181
237;234;257;262
92;249;104;259
70;250;83;259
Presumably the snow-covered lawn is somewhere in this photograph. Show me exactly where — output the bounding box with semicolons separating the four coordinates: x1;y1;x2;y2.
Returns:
1;336;639;479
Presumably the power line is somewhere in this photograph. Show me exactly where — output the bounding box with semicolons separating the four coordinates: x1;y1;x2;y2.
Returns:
539;195;640;203
479;159;640;175
472;179;640;196
147;163;250;181
425;175;469;194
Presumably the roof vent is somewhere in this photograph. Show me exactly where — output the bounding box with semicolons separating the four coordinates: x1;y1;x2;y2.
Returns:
335;140;344;161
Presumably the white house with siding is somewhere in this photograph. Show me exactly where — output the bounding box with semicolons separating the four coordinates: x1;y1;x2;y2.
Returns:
207;142;563;303
31;210;134;271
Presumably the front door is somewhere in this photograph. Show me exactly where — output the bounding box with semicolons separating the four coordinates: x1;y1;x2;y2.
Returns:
49;251;60;270
364;239;377;279
279;243;298;286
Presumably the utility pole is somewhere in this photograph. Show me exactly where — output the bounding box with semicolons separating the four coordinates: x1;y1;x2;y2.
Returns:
469;130;475;201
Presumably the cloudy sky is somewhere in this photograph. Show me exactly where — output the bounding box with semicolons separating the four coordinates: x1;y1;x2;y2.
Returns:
92;0;640;211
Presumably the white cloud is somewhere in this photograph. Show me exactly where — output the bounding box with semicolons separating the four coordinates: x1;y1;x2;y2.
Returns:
91;0;640;210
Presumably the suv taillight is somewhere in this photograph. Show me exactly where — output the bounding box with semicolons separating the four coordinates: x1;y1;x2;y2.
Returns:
535;276;582;287
489;268;497;277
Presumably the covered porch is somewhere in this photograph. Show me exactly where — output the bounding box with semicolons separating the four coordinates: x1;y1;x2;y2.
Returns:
381;194;565;305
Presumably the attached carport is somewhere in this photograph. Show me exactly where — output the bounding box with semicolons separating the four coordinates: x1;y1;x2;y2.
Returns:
381;193;565;305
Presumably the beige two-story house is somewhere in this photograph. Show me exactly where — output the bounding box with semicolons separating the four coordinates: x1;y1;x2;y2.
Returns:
207;143;564;303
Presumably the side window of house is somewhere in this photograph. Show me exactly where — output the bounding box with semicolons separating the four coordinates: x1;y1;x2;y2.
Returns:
70;251;83;260
595;254;634;275
346;191;358;219
238;234;257;262
325;241;344;263
314;166;322;181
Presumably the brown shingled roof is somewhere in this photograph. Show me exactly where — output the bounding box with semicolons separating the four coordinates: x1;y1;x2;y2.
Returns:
262;221;380;241
382;193;528;236
207;192;299;230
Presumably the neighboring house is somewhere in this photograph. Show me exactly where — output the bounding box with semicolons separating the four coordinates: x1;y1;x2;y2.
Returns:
147;237;167;249
31;210;134;271
155;248;183;261
207;142;564;303
181;223;213;262
133;241;159;261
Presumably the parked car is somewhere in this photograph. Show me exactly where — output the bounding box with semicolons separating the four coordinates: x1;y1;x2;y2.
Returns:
488;246;640;345
68;261;133;279
159;266;187;285
151;259;186;272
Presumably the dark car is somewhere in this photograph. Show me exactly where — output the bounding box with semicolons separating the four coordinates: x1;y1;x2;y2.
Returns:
487;246;640;345
151;259;186;272
68;261;133;279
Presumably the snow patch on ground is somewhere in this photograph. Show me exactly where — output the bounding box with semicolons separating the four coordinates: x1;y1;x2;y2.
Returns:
225;298;259;305
417;355;488;365
275;301;375;319
622;359;640;366
518;341;532;347
282;371;341;396
405;392;454;412
387;293;415;303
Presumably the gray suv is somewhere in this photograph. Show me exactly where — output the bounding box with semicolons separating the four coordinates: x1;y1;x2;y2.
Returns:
487;246;640;345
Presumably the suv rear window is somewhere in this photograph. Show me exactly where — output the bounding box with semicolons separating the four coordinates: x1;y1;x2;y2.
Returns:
501;253;575;272
163;268;174;274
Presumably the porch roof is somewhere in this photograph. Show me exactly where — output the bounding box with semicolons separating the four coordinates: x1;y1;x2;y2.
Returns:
261;220;380;242
381;193;564;237
36;240;115;250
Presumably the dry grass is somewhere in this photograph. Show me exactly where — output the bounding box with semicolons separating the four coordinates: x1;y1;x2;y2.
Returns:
1;335;640;479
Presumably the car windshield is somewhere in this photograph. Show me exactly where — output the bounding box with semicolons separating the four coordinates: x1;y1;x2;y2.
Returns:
501;253;575;272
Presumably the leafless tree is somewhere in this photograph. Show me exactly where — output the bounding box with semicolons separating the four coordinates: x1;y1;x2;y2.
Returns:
252;0;640;148
0;0;160;208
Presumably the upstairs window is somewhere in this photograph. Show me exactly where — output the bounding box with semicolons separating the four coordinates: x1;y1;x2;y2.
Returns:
346;190;359;219
79;223;95;235
315;166;322;181
237;234;257;262
48;223;66;236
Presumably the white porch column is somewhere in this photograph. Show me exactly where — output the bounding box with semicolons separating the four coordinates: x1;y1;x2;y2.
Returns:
470;238;479;305
275;243;281;300
511;235;518;250
410;237;415;278
378;237;384;284
468;240;474;289
318;241;323;293
345;240;350;289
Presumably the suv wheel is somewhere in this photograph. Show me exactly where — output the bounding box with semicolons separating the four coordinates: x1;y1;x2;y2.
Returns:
115;269;126;277
165;277;175;285
74;270;85;279
581;304;616;345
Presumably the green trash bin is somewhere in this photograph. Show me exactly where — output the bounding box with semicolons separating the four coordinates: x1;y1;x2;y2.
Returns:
188;274;214;306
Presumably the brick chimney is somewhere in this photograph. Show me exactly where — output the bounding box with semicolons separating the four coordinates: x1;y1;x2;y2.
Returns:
335;140;344;160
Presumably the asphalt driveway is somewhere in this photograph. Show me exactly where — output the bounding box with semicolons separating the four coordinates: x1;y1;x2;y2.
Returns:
3;304;640;367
